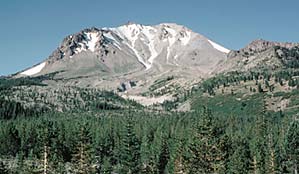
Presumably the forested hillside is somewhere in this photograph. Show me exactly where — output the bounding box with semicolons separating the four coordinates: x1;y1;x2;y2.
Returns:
0;107;298;173
0;75;298;174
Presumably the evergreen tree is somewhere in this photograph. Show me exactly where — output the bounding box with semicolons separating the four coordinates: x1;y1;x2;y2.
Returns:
4;123;21;156
120;116;141;174
258;83;263;93
38;121;53;174
266;129;283;174
157;138;170;174
0;161;9;174
96;156;113;174
184;108;224;173
285;119;299;174
72;123;94;174
251;97;268;174
22;150;40;174
228;136;251;174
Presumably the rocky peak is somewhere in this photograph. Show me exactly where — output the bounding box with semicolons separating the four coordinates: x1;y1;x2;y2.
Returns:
228;39;299;58
242;39;299;53
47;27;108;63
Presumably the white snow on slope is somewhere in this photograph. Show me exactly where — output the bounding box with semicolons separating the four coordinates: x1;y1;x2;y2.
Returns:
165;27;177;63
104;32;118;43
129;43;151;69
111;24;151;69
112;23;141;43
180;31;191;46
73;32;99;55
75;43;86;55
20;62;46;76
208;40;230;53
86;32;99;52
143;26;158;68
173;55;179;66
165;27;177;46
103;32;122;50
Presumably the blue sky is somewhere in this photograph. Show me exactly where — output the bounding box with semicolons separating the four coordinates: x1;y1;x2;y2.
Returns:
1;0;299;75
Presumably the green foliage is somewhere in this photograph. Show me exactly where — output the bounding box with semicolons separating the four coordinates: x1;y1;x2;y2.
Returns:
183;108;226;173
275;46;299;68
120;117;141;173
0;106;295;173
1;67;299;173
0;161;9;174
228;136;251;174
0;99;48;119
285;119;299;174
72;123;94;174
0;77;45;90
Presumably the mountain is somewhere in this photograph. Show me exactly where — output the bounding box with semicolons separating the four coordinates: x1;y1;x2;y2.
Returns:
13;22;299;106
19;22;229;77
15;23;229;101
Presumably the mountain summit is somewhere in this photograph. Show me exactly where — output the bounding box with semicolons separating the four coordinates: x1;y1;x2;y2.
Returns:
19;23;229;77
15;23;233;103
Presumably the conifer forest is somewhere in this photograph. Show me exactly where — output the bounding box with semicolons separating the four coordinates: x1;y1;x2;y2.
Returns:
0;71;298;174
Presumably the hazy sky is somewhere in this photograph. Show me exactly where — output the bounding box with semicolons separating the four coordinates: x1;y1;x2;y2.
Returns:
1;0;299;75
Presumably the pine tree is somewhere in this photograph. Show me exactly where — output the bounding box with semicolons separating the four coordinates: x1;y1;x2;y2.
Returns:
285;119;299;174
184;108;224;173
72;123;94;174
23;150;40;174
96;156;113;174
50;123;66;173
40;122;52;174
140;134;153;173
266;129;283;174
95;126;116;173
157;138;170;174
120;116;141;174
173;139;185;174
5;123;21;156
258;83;263;93
0;161;9;174
251;96;268;174
228;136;251;174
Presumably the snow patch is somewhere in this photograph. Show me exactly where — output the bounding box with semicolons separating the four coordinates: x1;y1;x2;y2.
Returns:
74;43;86;55
128;43;151;69
165;27;177;63
103;32;117;42
143;26;158;69
180;31;191;46
85;32;99;52
110;24;153;69
20;62;46;76
166;47;171;63
174;55;179;66
208;39;230;53
165;27;177;45
111;23;142;43
104;32;122;50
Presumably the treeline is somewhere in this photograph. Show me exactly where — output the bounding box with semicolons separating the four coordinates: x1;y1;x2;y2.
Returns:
275;46;299;68
0;72;61;91
0;108;298;174
0;77;45;91
200;70;299;96
0;85;142;115
0;99;49;119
